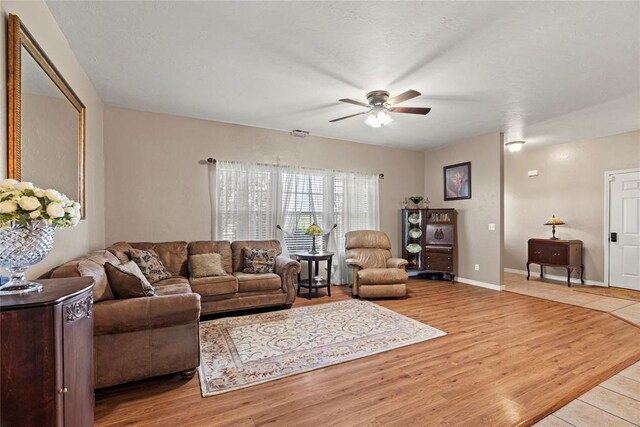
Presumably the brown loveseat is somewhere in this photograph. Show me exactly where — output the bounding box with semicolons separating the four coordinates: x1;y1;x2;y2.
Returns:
48;239;300;388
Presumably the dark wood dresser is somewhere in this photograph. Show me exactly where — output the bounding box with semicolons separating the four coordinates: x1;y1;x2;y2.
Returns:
527;239;584;286
1;277;94;426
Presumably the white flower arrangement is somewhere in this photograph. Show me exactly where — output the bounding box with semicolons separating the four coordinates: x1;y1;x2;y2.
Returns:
0;179;80;228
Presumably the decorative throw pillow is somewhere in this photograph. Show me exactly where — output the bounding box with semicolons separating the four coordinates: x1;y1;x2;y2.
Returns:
128;248;171;284
243;247;277;274
104;261;156;299
189;253;227;278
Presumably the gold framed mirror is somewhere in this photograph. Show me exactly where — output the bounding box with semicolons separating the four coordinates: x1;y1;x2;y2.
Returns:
7;14;86;218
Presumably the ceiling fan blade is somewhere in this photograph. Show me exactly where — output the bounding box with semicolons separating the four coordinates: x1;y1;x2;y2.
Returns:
329;111;369;123
387;89;421;106
339;98;370;108
390;107;431;115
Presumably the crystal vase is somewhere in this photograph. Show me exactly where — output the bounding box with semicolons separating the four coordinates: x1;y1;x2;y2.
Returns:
0;221;55;295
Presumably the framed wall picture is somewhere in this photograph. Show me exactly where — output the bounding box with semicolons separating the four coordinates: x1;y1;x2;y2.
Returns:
443;162;471;201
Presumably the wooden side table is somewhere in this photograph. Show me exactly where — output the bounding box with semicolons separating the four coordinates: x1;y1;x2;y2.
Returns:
1;277;94;426
293;251;334;300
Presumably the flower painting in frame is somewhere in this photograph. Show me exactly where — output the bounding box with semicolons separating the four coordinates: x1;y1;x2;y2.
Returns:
443;162;471;201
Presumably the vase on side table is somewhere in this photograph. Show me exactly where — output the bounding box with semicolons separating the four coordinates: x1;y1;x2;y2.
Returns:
0;221;55;295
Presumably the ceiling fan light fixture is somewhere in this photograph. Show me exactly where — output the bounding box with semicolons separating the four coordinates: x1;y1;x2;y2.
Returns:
365;109;393;128
505;140;525;152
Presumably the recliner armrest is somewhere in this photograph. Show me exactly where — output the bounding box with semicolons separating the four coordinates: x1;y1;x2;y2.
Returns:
387;258;408;269
94;293;201;336
346;258;364;268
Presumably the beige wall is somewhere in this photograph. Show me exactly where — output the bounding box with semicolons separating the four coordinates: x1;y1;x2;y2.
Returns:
104;107;424;256
504;130;640;283
0;1;105;278
424;133;504;288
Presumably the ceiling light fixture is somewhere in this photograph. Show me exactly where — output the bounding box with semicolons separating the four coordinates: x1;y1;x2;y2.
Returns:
505;140;525;152
365;107;393;128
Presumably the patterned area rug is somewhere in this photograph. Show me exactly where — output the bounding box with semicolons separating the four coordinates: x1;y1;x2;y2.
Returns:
198;299;446;396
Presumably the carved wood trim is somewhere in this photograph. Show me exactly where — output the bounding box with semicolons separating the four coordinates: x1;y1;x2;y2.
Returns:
66;295;93;324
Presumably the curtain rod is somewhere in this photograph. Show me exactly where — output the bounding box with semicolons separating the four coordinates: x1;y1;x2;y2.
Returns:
205;158;384;179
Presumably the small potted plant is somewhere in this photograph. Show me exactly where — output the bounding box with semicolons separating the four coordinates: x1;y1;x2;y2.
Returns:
305;223;322;254
408;195;424;208
0;179;80;295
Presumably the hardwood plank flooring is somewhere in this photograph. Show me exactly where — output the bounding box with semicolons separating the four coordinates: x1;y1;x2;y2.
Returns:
94;280;640;427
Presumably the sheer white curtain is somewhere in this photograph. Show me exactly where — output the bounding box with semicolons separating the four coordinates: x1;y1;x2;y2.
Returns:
330;171;380;284
216;160;281;241
214;160;379;284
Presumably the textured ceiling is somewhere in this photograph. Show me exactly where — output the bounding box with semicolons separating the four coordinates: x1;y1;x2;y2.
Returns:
46;1;640;150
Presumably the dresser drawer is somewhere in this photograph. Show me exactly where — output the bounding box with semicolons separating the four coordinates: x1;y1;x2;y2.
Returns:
425;252;453;272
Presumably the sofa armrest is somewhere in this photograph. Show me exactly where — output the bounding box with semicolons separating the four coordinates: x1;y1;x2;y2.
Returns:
94;293;201;336
387;258;408;269
346;258;364;268
275;255;301;305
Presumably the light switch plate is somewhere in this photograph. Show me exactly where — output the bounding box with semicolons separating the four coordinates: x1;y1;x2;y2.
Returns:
474;264;480;271
528;170;539;177
488;223;496;231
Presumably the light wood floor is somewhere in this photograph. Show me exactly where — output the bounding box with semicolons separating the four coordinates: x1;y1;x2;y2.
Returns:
504;273;640;426
95;280;640;427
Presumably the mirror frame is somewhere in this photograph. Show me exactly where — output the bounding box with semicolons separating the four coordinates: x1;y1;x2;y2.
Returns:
7;14;86;218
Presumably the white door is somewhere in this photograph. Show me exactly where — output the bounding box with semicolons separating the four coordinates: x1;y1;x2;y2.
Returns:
609;170;640;290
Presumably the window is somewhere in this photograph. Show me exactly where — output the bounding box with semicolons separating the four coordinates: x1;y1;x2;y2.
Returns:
215;160;379;283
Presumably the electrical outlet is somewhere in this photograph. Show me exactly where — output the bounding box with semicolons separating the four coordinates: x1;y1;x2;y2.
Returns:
475;264;480;271
488;223;496;231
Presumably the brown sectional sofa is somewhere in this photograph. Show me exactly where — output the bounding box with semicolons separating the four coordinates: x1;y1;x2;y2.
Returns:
47;239;300;388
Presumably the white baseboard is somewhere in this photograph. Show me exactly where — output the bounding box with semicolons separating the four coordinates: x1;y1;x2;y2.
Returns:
504;268;605;287
455;277;504;291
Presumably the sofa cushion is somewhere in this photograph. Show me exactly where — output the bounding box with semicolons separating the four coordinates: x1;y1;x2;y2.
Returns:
130;241;188;277
231;240;281;272
189;253;226;278
153;277;193;296
190;275;238;297
358;268;408;285
77;259;114;302
93;293;201;336
129;248;172;284
188;241;233;274
51;250;120;302
233;272;281;292
242;248;277;274
105;261;156;298
106;241;133;263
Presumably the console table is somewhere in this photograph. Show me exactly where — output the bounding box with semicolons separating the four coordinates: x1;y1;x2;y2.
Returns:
293;251;333;300
526;239;584;287
1;277;94;426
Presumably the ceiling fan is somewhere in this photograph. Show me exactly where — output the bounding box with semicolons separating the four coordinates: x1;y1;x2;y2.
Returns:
330;89;431;128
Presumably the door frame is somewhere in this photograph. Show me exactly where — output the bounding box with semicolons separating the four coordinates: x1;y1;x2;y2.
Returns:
603;167;640;287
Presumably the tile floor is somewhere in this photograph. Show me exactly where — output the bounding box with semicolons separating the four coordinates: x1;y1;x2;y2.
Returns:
503;273;640;426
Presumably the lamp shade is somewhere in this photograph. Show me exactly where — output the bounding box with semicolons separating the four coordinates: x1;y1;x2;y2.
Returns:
544;215;565;226
365;108;393;128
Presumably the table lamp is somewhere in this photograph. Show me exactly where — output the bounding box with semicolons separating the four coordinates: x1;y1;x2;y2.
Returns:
544;215;565;240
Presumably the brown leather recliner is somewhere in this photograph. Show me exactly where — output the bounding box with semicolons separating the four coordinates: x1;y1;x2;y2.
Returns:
345;230;409;298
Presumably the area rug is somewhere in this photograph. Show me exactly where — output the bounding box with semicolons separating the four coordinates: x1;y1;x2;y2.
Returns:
573;285;640;302
198;299;446;396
